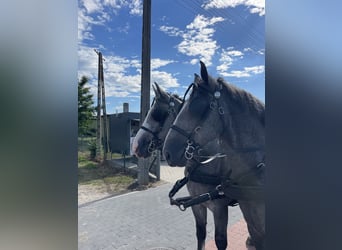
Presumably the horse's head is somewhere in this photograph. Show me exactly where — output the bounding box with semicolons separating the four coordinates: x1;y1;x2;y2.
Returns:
163;61;226;166
132;82;183;158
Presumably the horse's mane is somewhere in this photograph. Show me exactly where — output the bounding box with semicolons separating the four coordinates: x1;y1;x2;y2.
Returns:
217;77;265;126
168;93;183;102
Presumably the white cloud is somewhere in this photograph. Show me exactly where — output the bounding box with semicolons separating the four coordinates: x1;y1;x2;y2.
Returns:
243;47;265;56
217;47;244;74
160;15;225;66
152;71;179;89
245;65;264;74
221;65;265;78
102;0;142;16
79;0;142;44
190;59;199;65
79;45;179;98
257;48;265;55
78;4;110;43
82;0;103;13
129;0;143;16
203;0;265;16
151;58;176;70
159;26;183;37
227;50;244;57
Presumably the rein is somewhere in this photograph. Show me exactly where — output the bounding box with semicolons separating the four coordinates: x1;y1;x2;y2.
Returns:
168;160;238;211
169;160;265;211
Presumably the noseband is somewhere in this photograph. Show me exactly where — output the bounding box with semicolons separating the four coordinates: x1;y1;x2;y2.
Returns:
140;96;181;153
170;82;226;161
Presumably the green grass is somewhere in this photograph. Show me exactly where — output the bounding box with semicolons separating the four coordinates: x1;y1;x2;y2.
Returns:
78;142;135;193
104;175;133;185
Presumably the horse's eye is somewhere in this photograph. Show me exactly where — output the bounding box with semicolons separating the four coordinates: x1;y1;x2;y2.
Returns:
188;97;208;116
151;109;168;123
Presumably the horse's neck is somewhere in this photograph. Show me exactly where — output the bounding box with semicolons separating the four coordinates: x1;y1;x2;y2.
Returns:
221;96;265;150
220;130;265;181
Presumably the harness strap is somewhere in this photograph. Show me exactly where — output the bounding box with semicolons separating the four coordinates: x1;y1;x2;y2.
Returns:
170;124;192;139
140;125;158;138
140;125;163;152
188;171;221;185
221;162;265;201
178;189;223;211
221;181;264;201
168;176;189;200
232;162;265;184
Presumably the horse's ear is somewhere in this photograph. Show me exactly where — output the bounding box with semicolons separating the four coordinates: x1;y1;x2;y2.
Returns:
153;82;168;100
200;61;209;84
194;73;201;84
152;82;160;99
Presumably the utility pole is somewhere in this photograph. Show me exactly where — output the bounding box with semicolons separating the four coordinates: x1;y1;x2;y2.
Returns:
100;53;109;161
95;49;102;161
94;49;109;161
138;0;152;185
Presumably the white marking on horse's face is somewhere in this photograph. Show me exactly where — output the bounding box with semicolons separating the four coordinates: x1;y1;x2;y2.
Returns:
132;126;148;156
131;133;139;156
132;119;158;157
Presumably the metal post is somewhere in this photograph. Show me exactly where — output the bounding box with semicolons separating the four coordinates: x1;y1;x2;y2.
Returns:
138;0;152;185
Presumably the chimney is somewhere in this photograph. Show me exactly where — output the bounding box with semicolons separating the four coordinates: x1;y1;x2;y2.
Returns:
123;102;129;113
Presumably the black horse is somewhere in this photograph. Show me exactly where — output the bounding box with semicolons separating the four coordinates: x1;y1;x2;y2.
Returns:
164;62;265;249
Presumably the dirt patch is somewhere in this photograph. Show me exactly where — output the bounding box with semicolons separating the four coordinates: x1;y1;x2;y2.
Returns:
78;153;165;206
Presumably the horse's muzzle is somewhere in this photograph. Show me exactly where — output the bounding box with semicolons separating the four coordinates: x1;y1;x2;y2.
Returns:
163;141;187;167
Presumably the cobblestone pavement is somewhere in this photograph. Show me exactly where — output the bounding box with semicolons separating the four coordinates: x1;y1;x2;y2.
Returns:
79;181;246;250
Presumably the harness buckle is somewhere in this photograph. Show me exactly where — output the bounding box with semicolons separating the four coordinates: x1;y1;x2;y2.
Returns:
216;185;225;196
148;140;156;153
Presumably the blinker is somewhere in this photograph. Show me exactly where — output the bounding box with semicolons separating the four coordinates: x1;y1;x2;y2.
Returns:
214;91;221;99
169;101;175;107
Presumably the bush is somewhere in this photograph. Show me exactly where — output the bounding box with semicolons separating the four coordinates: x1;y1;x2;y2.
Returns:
88;139;97;160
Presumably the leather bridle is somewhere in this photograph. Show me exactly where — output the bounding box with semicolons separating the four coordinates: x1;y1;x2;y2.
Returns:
140;95;181;153
170;81;226;161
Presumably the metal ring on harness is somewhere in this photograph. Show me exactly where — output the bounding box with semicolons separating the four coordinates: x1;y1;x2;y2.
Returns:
148;140;156;153
185;141;196;160
216;185;224;196
210;101;217;110
179;204;186;211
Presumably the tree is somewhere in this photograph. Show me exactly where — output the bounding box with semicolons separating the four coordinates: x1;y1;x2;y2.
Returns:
78;76;95;136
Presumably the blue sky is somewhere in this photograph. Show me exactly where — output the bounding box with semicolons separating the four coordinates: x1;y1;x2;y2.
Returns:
78;0;265;114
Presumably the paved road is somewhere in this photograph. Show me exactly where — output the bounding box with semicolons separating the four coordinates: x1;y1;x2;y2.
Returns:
79;181;244;250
